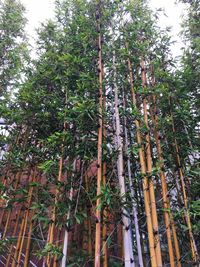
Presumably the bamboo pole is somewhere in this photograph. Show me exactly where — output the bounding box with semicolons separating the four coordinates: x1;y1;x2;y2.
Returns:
150;68;181;266
126;51;157;267
5;127;31;266
5;208;21;267
61;186;74;267
141;59;162;267
52;154;67;267
94;4;104;266
23;214;34;267
102;162;108;267
23;171;41;267
85;173;92;257
9;170;31;267
123;89;144;267
2;211;11;239
46;155;64;267
11;211;26;267
150;102;177;266
137;180;148;267
15;169;36;267
16;212;29;266
102;50;108;267
61;159;76;267
113;53;135;267
112;114;124;260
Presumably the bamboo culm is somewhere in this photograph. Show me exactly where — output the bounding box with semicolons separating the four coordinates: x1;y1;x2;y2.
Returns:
113;53;135;267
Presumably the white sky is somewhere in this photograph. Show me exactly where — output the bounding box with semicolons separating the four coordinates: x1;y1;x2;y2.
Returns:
150;0;186;59
21;0;186;59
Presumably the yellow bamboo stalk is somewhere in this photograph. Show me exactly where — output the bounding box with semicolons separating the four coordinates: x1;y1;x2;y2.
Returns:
102;162;108;267
95;5;104;267
5;209;21;267
11;214;26;267
151;107;177;266
141;59;162;267
16;169;36;267
85;174;92;257
46;169;61;265
127;52;157;267
148;74;181;266
102;60;108;266
23;214;34;267
10;171;31;267
46;153;64;266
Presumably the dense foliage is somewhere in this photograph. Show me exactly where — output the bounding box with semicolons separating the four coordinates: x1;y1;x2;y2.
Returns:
0;0;199;266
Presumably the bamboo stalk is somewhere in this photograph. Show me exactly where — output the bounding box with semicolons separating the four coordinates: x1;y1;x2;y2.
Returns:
141;59;162;267
102;162;108;267
16;169;36;267
11;212;26;267
2;211;11;239
16;212;29;266
102;50;108;267
10;169;32;267
23;214;34;267
46;156;63;267
61;186;74;267
23;171;40;267
85;173;92;257
150;105;176;266
61;159;76;267
113;53;135;267
51;154;66;267
46;223;54;266
123;89;144;267
95;4;104;266
150;68;181;266
5;208;21;267
6;127;31;266
170;216;181;266
126;51;158;267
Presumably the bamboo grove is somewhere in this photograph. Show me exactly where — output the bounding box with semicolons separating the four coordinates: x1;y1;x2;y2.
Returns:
0;0;199;266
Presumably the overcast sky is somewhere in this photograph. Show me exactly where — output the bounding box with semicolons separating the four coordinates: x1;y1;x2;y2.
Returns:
20;0;186;59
